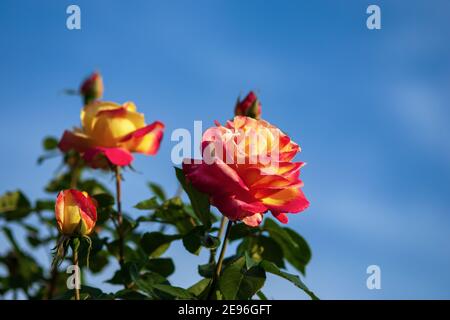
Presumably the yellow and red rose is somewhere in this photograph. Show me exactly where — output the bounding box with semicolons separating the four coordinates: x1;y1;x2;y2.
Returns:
183;116;309;227
59;101;164;168
55;189;97;236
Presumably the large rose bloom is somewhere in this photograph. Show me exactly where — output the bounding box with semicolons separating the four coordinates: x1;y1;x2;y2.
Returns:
182;116;309;227
59;101;164;168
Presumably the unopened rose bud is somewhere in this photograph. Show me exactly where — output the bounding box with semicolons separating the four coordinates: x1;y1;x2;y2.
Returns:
234;91;262;120
55;190;97;236
80;72;104;105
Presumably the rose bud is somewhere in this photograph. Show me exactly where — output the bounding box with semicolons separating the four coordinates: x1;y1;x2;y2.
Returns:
80;72;104;104
183;116;309;227
58;101;164;168
234;91;262;120
55;190;97;236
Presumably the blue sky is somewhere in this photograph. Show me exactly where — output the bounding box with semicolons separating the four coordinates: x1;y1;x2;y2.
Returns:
1;0;449;299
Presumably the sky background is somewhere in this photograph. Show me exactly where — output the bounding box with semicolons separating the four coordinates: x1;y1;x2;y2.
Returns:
1;0;450;299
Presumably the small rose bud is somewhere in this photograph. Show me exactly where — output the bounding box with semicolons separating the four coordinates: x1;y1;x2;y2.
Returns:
55;190;97;236
234;91;262;120
80;72;104;104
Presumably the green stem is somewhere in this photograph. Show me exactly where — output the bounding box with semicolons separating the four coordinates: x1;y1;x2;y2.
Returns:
207;219;233;300
114;166;125;267
70;162;81;189
208;216;227;264
73;248;80;300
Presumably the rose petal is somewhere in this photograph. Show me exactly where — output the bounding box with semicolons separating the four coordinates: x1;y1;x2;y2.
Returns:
242;213;264;227
58;130;91;153
271;211;289;224
182;157;250;196
69;189;97;225
210;194;267;222
261;187;309;213
55;191;65;232
81;101;122;134
120;121;165;155
83;147;134;168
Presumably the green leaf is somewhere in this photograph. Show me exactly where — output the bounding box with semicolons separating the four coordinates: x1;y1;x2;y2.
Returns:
78;179;110;195
175;167;211;228
27;234;43;247
152;284;196;300
259;260;318;300
2;227;22;253
237;235;285;268
149;197;196;234
182;231;202;255
0;229;44;290
37;153;59;165
218;256;266;300
88;250;110;274
256;290;268;300
114;289;147;300
45;173;71;193
201;233;220;249
43;136;58;150
146;258;175;277
244;252;259;270
80;285;113;300
198;262;215;278
263;218;311;274
188;278;211;297
0;190;32;220
182;226;220;255
140;232;181;258
134;196;159;210
92;193;115;208
133;272;170;298
285;228;311;266
148;182;166;201
229;223;258;241
35;199;55;212
106;261;140;286
121;215;138;235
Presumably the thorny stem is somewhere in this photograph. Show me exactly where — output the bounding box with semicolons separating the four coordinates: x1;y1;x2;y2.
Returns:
208;216;227;264
115;166;125;267
70;162;81;190
207;219;233;300
73;249;80;300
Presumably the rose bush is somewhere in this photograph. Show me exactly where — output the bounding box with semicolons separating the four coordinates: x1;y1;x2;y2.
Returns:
0;72;316;301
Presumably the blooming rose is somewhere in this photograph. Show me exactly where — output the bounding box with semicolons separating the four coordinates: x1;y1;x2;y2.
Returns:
55;189;97;236
183;116;309;227
234;91;262;120
58;101;164;168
